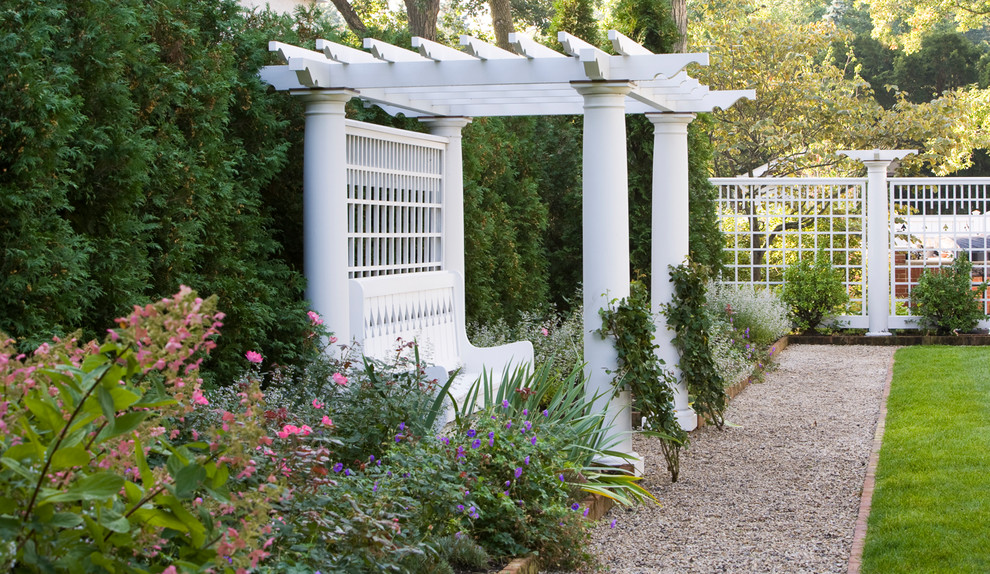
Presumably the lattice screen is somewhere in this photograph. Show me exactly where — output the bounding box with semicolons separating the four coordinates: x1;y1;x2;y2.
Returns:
889;178;990;316
713;178;868;318
346;120;447;278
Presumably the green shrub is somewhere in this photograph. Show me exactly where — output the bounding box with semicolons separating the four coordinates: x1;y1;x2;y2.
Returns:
911;254;987;335
599;281;687;481
706;281;791;346
781;249;850;334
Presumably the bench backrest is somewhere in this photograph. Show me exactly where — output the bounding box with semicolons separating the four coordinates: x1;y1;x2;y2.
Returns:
349;271;463;370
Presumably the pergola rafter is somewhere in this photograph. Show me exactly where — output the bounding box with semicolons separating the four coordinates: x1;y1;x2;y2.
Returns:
261;30;754;470
262;31;751;118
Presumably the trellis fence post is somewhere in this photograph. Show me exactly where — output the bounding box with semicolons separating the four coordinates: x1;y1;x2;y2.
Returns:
839;150;916;336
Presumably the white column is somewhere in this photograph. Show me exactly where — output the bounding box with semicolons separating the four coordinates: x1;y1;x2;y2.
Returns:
419;117;472;280
648;113;697;431
296;90;357;344
839;150;916;336
573;82;636;464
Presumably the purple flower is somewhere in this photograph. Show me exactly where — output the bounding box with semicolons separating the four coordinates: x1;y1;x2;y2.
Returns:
524;455;530;465
504;490;510;496
471;439;481;449
455;531;462;539
399;422;405;431
571;502;580;511
395;434;403;442
524;421;532;432
542;409;549;417
489;438;494;446
559;474;565;481
610;519;616;528
583;507;589;517
369;455;375;463
501;399;509;408
373;481;378;492
489;431;494;439
333;463;343;473
441;436;450;445
464;490;470;496
505;480;511;488
457;504;465;512
522;409;528;415
506;421;512;429
344;468;352;476
530;436;537;446
467;429;477;438
456;445;465;458
514;467;523;478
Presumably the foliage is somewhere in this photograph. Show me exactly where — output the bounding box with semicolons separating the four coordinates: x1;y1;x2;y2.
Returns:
706;281;791;346
665;263;728;429
891;32;982;104
598;282;687;482
461;117;557;324
468;299;584;406
780;249;850;334
862;347;990;572
692;0;990;177
612;0;725;282
0;288;277;573
862;0;990;53
910;254;987;335
0;0;321;385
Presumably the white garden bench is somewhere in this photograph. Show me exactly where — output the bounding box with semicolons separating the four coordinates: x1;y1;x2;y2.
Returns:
349;270;534;422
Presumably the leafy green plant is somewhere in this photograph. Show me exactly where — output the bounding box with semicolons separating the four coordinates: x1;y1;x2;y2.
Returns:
665;263;728;431
911;253;987;335
599;282;687;482
0;288;278;573
781;249;850;334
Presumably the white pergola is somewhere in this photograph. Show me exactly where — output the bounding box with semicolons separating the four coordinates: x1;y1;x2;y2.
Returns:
261;31;753;464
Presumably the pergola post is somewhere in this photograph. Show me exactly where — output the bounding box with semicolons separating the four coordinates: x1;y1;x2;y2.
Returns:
419;117;472;281
297;90;357;344
573;82;637;464
648;113;697;431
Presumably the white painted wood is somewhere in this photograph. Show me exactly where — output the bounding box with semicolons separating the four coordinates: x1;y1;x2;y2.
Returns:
364;38;431;62
648;113;697;431
350;271;534;422
412;37;478;61
269;41;325;63
608;30;653;56
574;82;634;458
557;32;601;57
580;48;610;80
509;33;567;59
459;35;523;60
316;39;380;63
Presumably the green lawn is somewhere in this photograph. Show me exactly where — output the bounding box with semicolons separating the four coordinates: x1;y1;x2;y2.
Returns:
862;346;990;573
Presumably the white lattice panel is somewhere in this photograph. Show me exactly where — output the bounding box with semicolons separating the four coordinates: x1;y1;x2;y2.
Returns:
714;178;867;318
346;120;447;277
889;178;990;316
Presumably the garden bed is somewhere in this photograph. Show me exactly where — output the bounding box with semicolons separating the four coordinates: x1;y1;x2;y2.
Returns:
786;333;990;346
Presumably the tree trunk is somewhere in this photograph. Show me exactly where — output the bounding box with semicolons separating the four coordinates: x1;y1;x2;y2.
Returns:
328;0;368;38
488;0;514;51
404;0;440;41
671;0;687;53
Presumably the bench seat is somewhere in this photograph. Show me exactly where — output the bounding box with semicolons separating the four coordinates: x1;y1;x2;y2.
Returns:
349;270;534;423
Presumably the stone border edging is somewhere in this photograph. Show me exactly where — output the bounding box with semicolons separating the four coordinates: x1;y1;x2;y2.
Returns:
789;333;990;346
846;348;896;574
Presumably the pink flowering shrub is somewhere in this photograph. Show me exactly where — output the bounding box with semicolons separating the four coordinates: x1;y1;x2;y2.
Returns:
0;287;280;573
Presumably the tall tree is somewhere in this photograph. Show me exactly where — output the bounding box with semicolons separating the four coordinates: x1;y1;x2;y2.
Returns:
863;0;990;52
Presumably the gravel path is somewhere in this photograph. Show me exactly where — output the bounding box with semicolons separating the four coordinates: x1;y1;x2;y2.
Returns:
574;344;896;574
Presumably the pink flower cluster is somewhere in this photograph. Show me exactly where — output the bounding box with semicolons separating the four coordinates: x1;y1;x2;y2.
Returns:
277;424;313;439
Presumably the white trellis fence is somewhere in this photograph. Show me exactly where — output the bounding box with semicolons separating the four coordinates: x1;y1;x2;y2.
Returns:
713;163;990;332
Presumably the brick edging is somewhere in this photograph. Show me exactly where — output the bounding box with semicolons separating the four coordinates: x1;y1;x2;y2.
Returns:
847;350;896;573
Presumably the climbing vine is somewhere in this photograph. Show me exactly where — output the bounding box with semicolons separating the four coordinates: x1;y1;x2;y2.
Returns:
599;281;687;482
665;261;727;429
